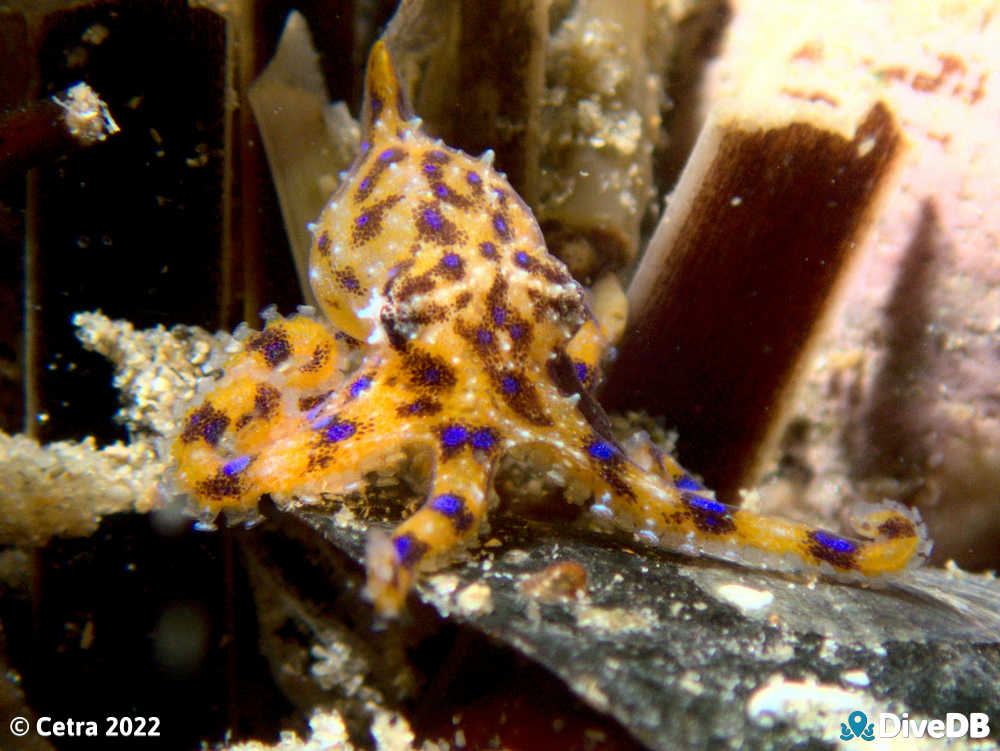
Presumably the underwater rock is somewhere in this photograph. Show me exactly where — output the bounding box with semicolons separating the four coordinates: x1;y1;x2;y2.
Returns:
245;502;1000;751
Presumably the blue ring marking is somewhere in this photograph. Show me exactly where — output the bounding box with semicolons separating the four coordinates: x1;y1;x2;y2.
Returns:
393;533;425;567
493;214;509;237
508;324;525;340
326;420;357;443
501;375;519;394
222;455;251;476
423;207;443;230
265;339;288;364
441;424;468;448
355;213;369;227
203;417;228;446
476;329;493;345
430;493;463;516
470;429;496;451
492;306;507;325
442;252;461;268
812;530;858;554
466;170;481;184
675;474;702;492
574;361;588;383
349;375;372;398
480;241;497;258
514;250;530;267
686;495;728;516
587;440;616;461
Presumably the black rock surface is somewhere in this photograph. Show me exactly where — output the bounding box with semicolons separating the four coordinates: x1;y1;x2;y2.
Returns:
267;504;1000;750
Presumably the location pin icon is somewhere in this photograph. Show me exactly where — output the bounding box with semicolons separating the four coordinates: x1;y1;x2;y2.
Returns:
848;711;868;738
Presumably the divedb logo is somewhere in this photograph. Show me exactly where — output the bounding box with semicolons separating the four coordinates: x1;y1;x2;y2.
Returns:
840;710;990;741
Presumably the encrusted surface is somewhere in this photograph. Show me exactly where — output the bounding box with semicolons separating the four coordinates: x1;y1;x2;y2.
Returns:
0;430;155;546
288;507;1000;751
0;312;229;547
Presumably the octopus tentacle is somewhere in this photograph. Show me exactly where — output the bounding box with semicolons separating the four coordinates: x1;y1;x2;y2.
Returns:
172;313;350;511
366;452;491;615
532;388;928;581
